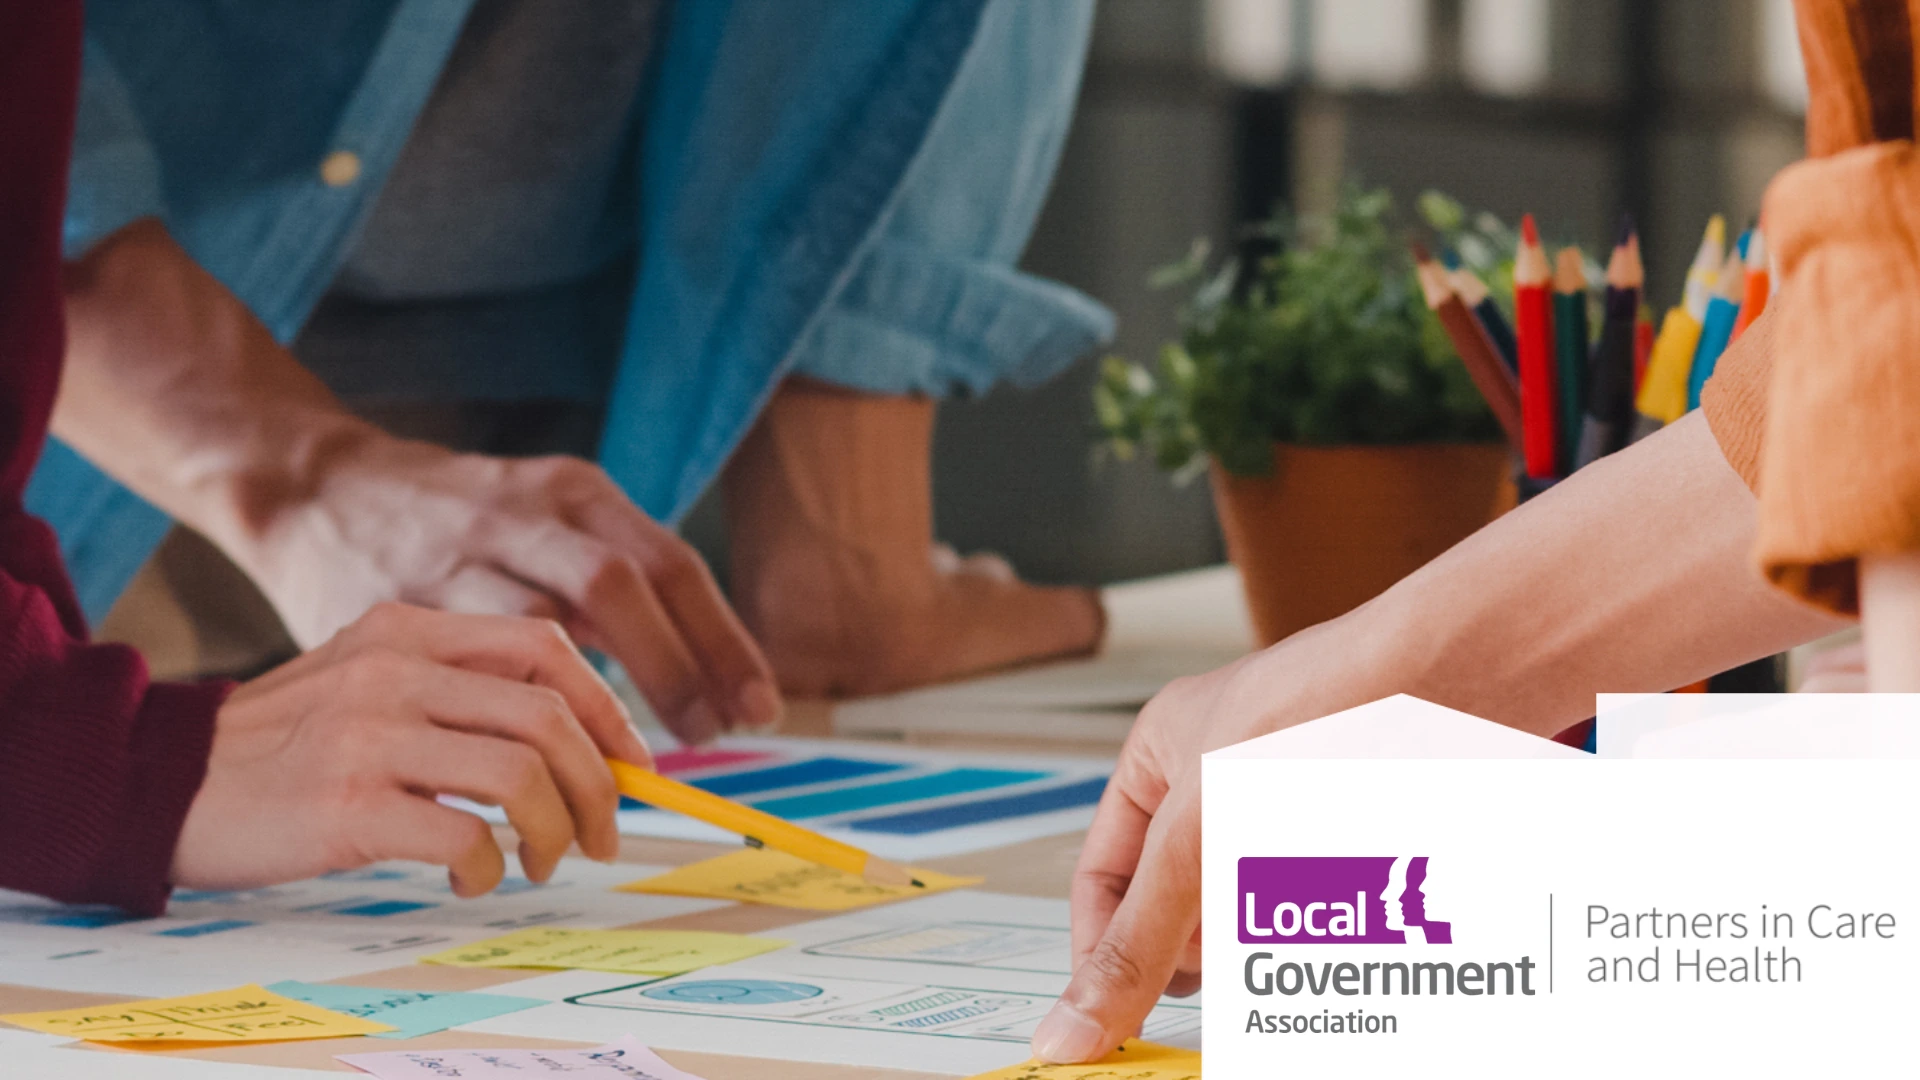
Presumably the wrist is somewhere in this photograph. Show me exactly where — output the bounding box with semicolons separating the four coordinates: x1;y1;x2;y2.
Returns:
56;217;378;563
205;409;384;567
1219;585;1433;744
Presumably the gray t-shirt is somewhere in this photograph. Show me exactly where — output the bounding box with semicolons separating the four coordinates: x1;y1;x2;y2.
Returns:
298;0;664;402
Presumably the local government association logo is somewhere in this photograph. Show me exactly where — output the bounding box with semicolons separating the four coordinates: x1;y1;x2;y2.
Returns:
1239;857;1453;945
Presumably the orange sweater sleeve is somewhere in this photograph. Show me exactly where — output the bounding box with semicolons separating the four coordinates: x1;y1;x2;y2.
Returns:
1749;143;1920;613
1701;0;1920;614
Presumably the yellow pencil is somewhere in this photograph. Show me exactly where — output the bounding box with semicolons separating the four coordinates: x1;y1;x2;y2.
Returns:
608;759;924;888
1630;216;1725;440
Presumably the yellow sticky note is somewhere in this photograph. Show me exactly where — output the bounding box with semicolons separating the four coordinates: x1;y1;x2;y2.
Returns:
617;848;981;911
0;984;394;1044
419;927;787;975
966;1040;1200;1079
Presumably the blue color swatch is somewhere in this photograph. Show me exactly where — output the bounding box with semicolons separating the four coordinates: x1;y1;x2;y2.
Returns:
751;768;1047;820
156;919;255;937
848;776;1110;835
333;900;437;918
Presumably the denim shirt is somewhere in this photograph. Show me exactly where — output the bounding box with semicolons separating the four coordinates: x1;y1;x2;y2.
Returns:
30;0;1114;621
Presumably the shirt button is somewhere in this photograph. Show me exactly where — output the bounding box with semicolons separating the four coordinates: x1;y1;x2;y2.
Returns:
320;150;362;187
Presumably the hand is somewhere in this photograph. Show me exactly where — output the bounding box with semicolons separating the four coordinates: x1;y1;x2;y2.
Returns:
241;429;781;745
56;220;780;746
1031;614;1408;1064
171;603;649;895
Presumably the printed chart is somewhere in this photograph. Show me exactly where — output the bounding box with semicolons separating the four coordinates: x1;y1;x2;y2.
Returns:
464;891;1200;1075
0;858;718;997
611;738;1110;860
460;737;1111;859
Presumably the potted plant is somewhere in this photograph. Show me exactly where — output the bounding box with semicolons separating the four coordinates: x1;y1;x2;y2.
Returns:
1095;187;1515;647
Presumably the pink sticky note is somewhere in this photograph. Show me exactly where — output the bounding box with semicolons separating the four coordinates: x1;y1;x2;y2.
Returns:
339;1036;706;1079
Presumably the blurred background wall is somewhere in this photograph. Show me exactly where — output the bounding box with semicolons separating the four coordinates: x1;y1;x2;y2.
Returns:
829;0;1809;588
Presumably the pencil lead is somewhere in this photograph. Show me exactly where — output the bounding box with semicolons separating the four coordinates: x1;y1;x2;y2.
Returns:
1615;212;1635;248
1703;215;1727;254
1521;213;1541;247
1409;239;1434;264
1554;247;1588;292
1439;248;1462;270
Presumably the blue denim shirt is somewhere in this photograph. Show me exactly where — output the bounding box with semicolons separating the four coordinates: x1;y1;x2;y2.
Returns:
31;0;1113;621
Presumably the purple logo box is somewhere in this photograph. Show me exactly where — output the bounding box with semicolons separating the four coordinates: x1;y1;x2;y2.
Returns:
1238;857;1453;945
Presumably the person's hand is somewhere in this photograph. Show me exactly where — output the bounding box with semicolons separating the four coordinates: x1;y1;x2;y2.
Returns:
1027;660;1250;1062
55;219;779;746
1031;615;1405;1064
171;603;650;895
242;429;781;744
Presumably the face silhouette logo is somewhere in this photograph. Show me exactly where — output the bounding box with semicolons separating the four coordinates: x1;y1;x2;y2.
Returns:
1238;857;1453;945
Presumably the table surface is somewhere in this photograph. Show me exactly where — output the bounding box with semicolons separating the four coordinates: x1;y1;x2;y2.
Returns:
0;567;1253;1078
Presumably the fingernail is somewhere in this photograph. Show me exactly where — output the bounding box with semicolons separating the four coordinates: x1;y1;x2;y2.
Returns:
1031;1001;1107;1064
678;698;724;746
737;680;784;729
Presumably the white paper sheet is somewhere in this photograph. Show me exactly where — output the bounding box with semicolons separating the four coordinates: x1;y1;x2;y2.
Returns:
339;1035;705;1079
0;858;721;997
459;891;1200;1076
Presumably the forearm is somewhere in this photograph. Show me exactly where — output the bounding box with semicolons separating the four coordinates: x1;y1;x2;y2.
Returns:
55;218;373;558
1246;413;1848;739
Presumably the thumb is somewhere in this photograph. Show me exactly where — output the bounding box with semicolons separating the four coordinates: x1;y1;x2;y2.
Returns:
1031;790;1201;1063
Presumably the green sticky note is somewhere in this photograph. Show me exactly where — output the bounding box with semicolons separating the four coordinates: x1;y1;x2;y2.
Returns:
265;981;542;1040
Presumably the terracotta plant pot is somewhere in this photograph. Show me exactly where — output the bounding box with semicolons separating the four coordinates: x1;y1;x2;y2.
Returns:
1212;443;1515;647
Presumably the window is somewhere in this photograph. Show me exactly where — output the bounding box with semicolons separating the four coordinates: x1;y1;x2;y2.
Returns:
1463;0;1551;96
1310;0;1428;90
1759;0;1809;112
1206;0;1298;87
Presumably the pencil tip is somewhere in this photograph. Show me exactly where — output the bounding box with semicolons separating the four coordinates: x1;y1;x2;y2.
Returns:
1615;213;1635;247
1521;213;1540;246
1409;239;1434;264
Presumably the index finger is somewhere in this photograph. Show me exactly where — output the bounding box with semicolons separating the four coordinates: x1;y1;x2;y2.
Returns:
1034;786;1202;1065
1070;778;1155;969
342;603;651;768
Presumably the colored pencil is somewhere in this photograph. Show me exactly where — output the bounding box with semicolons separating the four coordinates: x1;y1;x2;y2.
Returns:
1552;247;1590;473
1452;264;1519;373
1630;216;1725;442
608;759;923;888
1515;215;1559;480
1634;303;1655;393
1686;245;1747;410
1414;243;1525;453
1574;223;1644;468
1730;227;1770;342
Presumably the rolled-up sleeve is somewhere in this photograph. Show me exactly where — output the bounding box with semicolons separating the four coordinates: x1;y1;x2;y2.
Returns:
787;0;1114;397
1746;143;1920;613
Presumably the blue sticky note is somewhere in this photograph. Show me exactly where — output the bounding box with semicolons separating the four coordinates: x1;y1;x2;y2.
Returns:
265;980;543;1039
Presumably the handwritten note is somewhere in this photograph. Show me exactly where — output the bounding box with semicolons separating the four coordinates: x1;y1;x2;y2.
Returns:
265;981;542;1040
339;1035;708;1079
419;927;786;975
617;848;981;910
0;984;393;1044
965;1041;1201;1079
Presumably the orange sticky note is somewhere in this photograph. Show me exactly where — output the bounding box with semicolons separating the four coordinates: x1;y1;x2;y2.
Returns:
0;984;393;1044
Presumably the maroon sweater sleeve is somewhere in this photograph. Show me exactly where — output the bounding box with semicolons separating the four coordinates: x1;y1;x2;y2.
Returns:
0;2;227;915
